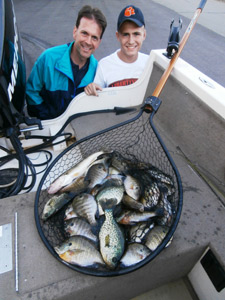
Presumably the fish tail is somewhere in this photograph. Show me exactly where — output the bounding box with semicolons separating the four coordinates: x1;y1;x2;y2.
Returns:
99;198;117;211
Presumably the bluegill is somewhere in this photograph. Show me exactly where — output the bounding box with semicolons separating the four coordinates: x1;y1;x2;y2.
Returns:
120;243;151;267
64;204;78;221
72;193;97;226
99;199;125;269
90;152;112;167
64;217;97;243
54;236;82;255
42;193;74;221
122;194;144;212
48;151;105;194
124;175;142;201
84;163;109;188
56;236;104;267
116;208;164;225
145;225;169;251
110;151;130;173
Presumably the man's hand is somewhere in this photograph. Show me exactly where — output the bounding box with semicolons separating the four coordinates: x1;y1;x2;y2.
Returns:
84;83;102;96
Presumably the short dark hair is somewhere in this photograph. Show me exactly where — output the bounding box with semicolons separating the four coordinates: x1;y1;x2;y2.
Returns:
76;5;107;39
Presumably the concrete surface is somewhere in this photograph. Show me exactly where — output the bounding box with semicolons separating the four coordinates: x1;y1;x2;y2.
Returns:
152;0;225;37
1;1;225;299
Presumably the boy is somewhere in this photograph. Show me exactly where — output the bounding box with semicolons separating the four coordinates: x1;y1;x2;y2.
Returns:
85;5;148;96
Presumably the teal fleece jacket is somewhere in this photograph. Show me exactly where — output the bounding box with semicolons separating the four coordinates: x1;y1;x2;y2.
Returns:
26;42;98;120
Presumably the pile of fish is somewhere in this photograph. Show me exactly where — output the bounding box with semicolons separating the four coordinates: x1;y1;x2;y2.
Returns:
42;150;175;271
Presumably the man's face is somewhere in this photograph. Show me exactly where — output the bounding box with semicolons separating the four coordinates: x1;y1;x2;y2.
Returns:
116;21;146;62
73;17;102;61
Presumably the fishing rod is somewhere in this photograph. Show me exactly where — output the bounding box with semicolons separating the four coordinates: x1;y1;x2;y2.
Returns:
145;0;207;110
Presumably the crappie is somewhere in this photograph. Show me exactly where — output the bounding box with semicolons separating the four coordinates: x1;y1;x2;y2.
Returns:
85;163;109;188
42;193;74;221
156;191;173;226
72;193;97;226
124;175;142;201
56;236;104;267
99;199;125;269
96;185;124;216
147;167;174;186
140;181;160;209
116;208;164;225
120;243;151;267
96;185;124;204
122;194;144;212
145;225;169;251
65;217;97;243
91;174;125;196
48;151;104;194
129;222;154;243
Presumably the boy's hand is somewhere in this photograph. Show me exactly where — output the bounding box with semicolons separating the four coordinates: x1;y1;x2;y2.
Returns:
84;83;102;96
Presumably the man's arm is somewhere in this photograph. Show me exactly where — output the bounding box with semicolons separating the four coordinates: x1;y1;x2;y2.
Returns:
84;82;102;96
84;62;106;96
26;56;51;119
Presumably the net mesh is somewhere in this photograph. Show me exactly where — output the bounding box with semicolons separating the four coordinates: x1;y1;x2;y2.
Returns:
35;110;182;275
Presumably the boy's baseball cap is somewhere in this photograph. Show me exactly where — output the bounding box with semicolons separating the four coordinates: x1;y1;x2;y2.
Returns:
117;5;145;31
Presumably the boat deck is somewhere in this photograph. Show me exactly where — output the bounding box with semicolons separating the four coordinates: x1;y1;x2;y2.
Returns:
0;113;224;299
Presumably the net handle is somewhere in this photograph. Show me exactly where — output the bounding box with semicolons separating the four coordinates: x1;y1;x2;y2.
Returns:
152;0;207;99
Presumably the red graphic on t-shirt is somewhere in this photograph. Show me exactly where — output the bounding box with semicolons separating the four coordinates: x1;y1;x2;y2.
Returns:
109;78;138;87
124;7;135;17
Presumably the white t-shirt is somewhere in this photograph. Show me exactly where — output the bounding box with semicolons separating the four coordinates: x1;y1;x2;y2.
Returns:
94;50;149;88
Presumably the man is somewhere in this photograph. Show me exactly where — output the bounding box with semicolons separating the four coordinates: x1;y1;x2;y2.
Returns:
26;5;107;120
84;5;148;96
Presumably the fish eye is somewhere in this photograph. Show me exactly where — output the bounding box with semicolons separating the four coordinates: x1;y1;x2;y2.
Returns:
69;242;72;246
112;257;118;263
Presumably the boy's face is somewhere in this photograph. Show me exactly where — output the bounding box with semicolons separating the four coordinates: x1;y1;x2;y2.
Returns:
72;17;102;62
116;21;146;62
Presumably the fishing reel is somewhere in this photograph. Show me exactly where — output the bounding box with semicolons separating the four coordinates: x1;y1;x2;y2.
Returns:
164;18;182;59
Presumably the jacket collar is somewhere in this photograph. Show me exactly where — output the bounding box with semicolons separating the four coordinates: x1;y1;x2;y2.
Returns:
55;42;97;86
